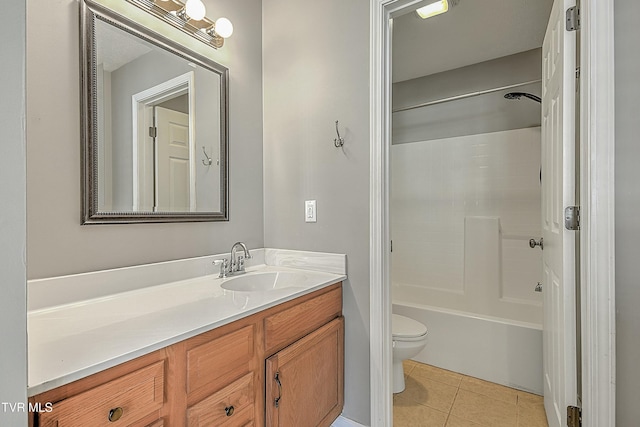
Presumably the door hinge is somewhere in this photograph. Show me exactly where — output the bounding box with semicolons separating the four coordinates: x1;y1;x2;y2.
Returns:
567;405;582;427
565;206;580;230
149;126;157;138
566;6;580;31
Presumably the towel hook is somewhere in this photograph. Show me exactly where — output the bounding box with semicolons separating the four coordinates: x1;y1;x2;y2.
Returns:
201;146;213;166
334;120;344;148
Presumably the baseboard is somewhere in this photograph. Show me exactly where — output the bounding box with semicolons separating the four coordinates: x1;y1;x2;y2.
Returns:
332;415;368;427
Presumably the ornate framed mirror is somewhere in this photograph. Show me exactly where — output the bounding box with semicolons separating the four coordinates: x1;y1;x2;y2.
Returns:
81;0;229;224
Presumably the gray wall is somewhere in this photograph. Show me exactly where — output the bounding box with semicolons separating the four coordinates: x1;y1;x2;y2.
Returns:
262;0;371;423
193;70;222;212
615;0;640;424
393;49;542;144
0;0;28;424
26;0;264;279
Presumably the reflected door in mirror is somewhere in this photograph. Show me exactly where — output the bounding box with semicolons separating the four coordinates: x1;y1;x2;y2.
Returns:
155;106;191;212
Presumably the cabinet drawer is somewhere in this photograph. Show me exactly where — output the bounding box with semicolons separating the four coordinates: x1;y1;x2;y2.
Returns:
38;361;164;427
264;286;342;354
187;325;254;397
187;372;254;427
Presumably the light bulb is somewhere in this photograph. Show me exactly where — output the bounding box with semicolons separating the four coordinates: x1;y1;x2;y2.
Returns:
185;0;206;21
215;17;233;38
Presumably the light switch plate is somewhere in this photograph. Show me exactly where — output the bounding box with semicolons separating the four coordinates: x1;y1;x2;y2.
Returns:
305;200;317;222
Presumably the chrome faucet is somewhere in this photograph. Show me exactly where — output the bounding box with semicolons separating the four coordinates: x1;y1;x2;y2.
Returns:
230;242;252;274
213;242;252;278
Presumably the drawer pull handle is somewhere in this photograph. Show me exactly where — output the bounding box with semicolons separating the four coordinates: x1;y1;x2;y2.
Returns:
274;372;282;408
108;407;124;422
225;405;235;417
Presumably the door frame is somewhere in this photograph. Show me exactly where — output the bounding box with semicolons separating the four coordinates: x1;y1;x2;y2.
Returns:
368;1;616;426
131;71;195;211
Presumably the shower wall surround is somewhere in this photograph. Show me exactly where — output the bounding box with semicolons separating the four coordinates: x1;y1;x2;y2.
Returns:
391;127;543;325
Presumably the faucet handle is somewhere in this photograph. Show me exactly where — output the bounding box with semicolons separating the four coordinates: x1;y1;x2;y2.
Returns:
213;259;229;278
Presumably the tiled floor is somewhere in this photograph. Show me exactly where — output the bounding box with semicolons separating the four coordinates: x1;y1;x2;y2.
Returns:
393;361;549;427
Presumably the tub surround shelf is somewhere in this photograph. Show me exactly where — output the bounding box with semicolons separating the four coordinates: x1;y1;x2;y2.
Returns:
27;249;346;397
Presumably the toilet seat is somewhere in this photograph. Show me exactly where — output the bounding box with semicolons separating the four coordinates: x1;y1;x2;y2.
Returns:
392;314;427;341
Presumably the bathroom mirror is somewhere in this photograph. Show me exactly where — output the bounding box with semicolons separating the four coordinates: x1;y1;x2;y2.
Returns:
81;0;228;224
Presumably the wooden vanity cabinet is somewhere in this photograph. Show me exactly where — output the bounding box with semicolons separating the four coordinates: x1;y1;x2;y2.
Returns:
30;282;343;427
265;317;344;427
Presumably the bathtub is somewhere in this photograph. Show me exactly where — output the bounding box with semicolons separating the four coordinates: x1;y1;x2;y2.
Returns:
393;299;543;395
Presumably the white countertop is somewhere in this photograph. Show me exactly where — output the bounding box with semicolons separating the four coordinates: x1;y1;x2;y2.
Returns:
28;264;345;396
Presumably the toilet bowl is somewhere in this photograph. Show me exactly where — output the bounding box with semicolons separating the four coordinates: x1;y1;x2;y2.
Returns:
392;314;428;393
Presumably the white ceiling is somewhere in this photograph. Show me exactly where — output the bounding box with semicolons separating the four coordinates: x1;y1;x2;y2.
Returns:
96;20;153;72
392;0;553;82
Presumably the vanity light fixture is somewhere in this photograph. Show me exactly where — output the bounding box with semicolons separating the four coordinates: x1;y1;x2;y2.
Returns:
415;0;449;19
126;0;233;49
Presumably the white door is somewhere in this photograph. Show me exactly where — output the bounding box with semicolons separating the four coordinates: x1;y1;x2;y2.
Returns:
155;106;191;212
541;0;578;426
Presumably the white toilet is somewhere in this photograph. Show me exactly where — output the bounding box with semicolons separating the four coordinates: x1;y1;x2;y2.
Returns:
392;314;428;393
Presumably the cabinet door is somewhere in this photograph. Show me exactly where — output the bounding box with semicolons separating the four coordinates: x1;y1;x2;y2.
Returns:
265;317;344;427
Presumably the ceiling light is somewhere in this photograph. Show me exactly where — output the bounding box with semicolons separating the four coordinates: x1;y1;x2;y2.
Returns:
416;0;449;19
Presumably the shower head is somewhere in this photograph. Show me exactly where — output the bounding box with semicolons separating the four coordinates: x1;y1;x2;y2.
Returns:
504;92;541;103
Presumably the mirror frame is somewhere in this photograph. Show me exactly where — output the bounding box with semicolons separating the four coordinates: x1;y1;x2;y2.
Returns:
81;0;229;224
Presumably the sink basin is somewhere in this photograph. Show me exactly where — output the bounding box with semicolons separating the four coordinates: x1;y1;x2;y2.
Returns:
221;271;308;292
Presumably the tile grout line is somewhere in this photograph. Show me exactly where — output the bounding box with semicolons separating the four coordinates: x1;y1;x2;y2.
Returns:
443;380;462;427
